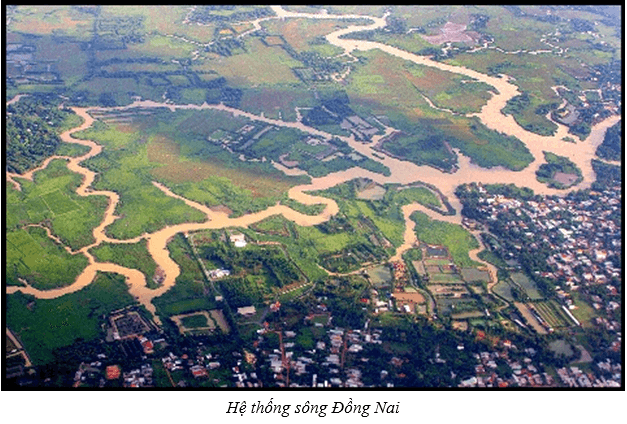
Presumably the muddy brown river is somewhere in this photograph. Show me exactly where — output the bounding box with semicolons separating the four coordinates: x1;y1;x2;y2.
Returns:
6;7;620;325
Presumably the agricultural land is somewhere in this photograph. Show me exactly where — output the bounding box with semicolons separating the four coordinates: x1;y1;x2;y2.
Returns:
4;5;622;390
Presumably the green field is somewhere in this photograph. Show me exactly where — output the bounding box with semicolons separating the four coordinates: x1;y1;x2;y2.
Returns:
6;159;109;250
90;240;159;288
180;313;210;329
429;273;464;284
492;280;516;302
533;300;571;328
6;226;89;290
387;185;442;209
423;258;453;266
153;234;216;318
6;272;137;365
367;265;393;287
411;211;481;268
511;272;543;300
41;189;81;215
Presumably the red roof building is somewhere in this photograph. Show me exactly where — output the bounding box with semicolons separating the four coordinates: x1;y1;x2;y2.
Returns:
106;365;121;380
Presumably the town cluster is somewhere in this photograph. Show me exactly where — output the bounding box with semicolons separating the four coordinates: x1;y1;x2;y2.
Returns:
460;340;621;388
463;183;620;317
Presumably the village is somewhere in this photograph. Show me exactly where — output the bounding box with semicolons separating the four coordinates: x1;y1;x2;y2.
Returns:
460;183;621;304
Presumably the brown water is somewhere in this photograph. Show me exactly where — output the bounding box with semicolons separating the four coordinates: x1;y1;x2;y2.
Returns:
6;8;620;323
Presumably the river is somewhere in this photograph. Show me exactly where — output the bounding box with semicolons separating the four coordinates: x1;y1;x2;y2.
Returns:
6;6;620;325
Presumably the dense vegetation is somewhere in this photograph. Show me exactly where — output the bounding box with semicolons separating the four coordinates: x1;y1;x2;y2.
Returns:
188;5;273;24
535;151;582;189
595;120;621;161
379;123;457;172
380;118;533;172
6;96;81;174
502;92;558;136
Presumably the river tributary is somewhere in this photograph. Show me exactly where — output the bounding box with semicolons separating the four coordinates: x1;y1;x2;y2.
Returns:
5;7;620;324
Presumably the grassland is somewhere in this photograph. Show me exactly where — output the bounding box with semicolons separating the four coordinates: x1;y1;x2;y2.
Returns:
8;6;93;39
193;38;302;87
180;313;210;329
403;63;494;114
74;111;310;238
239;87;315;121
410;211;481;268
280;196;327;216
55;142;91;158
261;17;354;55
347;51;532;171
6;272;137;365
346;50;455;119
153;234;216;318
569;292;599;327
6;159;109;250
379;125;457;171
90;240;159;288
6;226;89;290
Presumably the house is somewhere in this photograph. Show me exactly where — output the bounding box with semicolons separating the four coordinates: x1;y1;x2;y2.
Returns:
237;306;256;316
230;233;247;248
106;365;121;380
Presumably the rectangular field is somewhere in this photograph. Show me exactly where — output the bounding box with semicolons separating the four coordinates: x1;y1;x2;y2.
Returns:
461;268;490;283
493;280;516;302
366;265;393;286
511;272;543;300
209;309;230;334
41;189;81;215
412;260;426;276
532;301;572;328
423;258;453;266
429;273;464;284
514;302;548;335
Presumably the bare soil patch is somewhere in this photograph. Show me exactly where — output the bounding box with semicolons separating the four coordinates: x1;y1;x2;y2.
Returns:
553;172;579;186
422;22;478;45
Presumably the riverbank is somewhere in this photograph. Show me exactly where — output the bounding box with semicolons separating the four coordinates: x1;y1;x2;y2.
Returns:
5;6;620;326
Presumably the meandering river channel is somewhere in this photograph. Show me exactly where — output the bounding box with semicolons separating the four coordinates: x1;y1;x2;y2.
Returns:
6;6;620;324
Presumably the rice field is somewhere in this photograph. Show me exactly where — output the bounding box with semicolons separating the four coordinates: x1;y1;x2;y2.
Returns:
492;280;516;302
6;226;89;290
6;159;109;250
532;301;573;328
41;189;81;215
460;267;491;283
429;273;464;284
511;272;543;300
192;38;302;86
367;265;393;286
